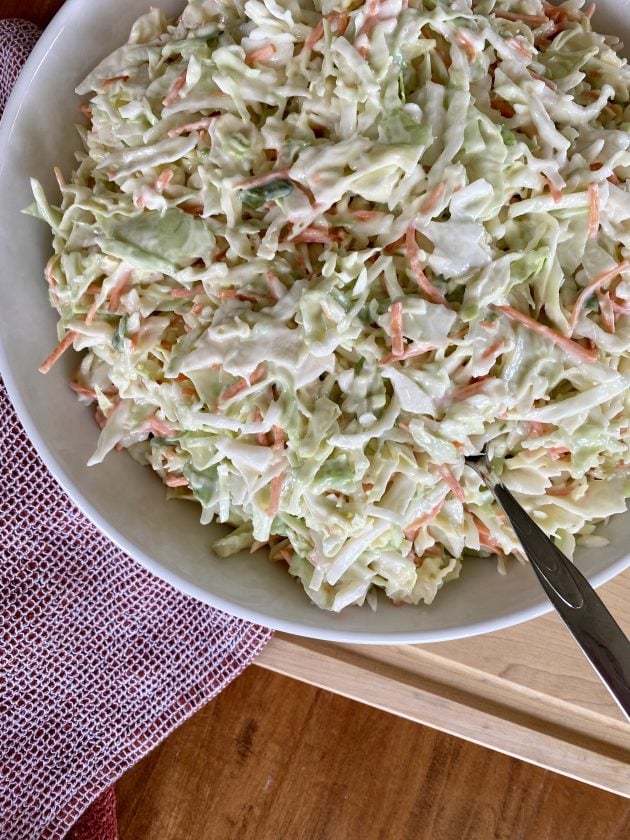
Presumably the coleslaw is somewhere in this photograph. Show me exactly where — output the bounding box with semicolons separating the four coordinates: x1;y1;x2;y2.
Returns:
29;0;630;611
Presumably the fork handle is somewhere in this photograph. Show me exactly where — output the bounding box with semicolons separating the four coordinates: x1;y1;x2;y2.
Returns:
493;482;630;722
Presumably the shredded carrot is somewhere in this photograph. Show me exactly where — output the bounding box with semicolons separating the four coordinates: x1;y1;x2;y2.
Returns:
471;514;498;549
544;176;563;203
245;43;276;65
597;291;616;333
217;378;250;404
163;70;187;107
250;540;266;554
490;97;515;118
437;465;465;502
108;269;131;313
39;331;77;374
266;271;284;300
245;44;276;67
528;421;547;438
329;10;349;36
304;18;325;51
547;485;574;496
268;472;285;516
405;224;448;306
390;301;404;357
421;182;446;214
272;425;286;451
584;2;596;18
530;70;557;90
102;75;129;89
587;182;600;238
156;169;174;191
450;379;488;401
94;409;106;429
506;38;533;60
362;482;375;492
165;474;189;488
495;304;598;362
217;364;266;404
292;226;337;244
276;545;293;565
545;446;571;461
85;298;100;326
384;234;406;254
145;416;177;436
481;339;504;360
494;11;548;23
608;172;621;186
454;32;476;62
168;116;216;137
170;283;205;298
379;341;436;365
235;168;291;190
181;204;204;216
404;501;443;541
69;381;96;401
568;260;629;334
79;103;92;120
252;408;269;446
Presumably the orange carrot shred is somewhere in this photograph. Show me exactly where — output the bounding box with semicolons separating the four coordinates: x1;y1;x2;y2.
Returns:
304;18;325;51
597;291;616;333
39;331;77;374
495;304;598;362
168;116;216;137
421;182;446;214
170;283;205;298
404;501;443;541
245;43;276;65
547;485;574;496
506;38;533;60
268;472;285;516
235;168;290;189
568;260;629;334
390;301;404;357
437;464;465;502
587;182;600;238
454;32;476;62
405;224;448;306
163;70;187;107
165;474;189;488
156;169;174;191
544;176;562;203
450;379;488;401
108;269;131;313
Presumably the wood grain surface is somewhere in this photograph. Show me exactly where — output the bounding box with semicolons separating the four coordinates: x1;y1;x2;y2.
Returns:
255;573;630;797
116;667;630;840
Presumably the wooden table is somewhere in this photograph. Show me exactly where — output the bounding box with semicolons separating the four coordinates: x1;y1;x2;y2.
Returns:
115;571;630;838
258;570;630;797
5;2;630;836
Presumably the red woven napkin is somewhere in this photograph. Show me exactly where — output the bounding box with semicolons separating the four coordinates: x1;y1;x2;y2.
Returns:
0;19;273;840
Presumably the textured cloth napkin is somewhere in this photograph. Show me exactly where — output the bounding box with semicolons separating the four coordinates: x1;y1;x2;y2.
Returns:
0;19;273;840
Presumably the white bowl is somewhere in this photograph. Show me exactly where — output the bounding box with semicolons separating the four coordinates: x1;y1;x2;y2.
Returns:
1;0;629;643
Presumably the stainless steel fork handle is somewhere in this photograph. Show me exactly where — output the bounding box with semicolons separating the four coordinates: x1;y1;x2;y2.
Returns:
492;480;630;722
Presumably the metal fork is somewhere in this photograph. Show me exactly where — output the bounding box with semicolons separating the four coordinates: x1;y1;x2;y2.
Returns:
466;451;630;722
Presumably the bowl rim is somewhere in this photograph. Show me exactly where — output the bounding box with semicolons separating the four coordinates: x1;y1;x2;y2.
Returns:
1;0;629;645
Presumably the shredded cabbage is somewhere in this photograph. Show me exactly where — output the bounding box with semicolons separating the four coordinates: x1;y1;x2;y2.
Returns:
31;0;630;611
